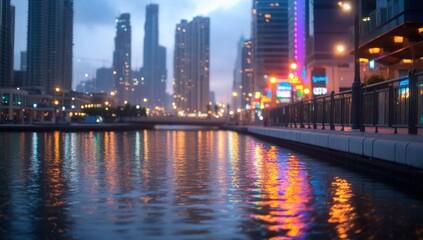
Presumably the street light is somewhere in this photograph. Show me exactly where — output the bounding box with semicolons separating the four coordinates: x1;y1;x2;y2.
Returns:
339;0;361;130
290;62;298;70
336;44;346;54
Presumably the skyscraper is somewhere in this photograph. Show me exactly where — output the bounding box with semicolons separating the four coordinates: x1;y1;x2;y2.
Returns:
142;4;167;110
252;0;289;94
26;0;73;94
113;13;131;105
173;19;190;113
241;39;253;108
305;0;353;95
288;0;305;80
0;0;14;88
173;17;210;114
231;36;244;110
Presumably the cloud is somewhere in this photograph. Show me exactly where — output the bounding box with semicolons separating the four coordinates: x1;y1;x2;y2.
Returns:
190;0;246;16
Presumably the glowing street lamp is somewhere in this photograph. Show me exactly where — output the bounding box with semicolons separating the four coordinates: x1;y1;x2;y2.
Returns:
336;44;345;54
290;62;298;70
338;1;351;11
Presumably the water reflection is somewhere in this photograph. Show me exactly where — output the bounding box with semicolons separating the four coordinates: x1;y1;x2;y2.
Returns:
328;177;356;239
249;144;312;238
1;130;423;239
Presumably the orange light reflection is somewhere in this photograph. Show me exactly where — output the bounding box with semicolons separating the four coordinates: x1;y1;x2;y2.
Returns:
252;145;312;238
328;176;357;239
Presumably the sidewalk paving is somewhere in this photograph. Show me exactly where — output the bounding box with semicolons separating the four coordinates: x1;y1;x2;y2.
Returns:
266;125;423;143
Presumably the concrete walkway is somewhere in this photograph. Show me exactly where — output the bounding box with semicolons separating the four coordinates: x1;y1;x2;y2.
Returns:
246;126;423;171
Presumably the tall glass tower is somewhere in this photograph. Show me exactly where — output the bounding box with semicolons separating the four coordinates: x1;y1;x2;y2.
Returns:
113;13;131;105
252;0;289;94
0;0;14;88
173;17;210;114
26;0;73;94
142;4;167;110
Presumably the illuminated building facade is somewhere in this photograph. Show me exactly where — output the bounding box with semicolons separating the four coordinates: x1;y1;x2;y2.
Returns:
0;0;14;88
113;13;131;105
305;0;354;95
26;0;73;94
241;39;254;108
173;19;190;113
142;4;167;110
288;0;306;99
252;0;289;94
231;36;244;111
173;17;210;115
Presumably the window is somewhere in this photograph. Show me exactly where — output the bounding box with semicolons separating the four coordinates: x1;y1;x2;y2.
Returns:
2;94;10;106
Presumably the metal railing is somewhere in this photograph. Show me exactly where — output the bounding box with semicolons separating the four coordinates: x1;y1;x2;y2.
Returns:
265;70;423;134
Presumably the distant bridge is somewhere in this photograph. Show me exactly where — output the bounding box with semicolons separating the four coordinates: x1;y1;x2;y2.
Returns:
126;116;227;128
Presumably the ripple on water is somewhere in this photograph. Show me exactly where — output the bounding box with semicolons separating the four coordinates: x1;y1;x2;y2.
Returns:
1;131;423;239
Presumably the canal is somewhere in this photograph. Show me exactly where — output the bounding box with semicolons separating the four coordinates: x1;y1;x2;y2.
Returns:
1;129;423;239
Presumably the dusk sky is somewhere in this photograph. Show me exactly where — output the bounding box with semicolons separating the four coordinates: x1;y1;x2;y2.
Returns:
11;0;252;103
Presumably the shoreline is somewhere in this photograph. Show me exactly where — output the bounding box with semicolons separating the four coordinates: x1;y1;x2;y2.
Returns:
0;123;153;132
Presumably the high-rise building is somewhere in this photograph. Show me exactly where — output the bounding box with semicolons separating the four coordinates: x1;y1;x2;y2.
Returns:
305;0;354;95
241;39;254;108
231;36;244;110
0;0;14;88
94;67;113;93
113;13;131;105
173;17;210;114
142;4;167;110
173;19;190;113
26;0;73;94
252;0;289;94
288;0;306;79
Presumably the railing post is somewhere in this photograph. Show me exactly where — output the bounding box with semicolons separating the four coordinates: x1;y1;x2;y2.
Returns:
360;84;365;132
284;106;288;127
288;105;292;128
322;98;326;129
294;104;298;128
388;85;394;128
313;96;317;129
340;96;345;131
409;69;417;134
330;91;335;130
300;100;304;128
373;90;378;133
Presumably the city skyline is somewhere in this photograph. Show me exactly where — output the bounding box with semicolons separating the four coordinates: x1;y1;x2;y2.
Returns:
11;0;251;103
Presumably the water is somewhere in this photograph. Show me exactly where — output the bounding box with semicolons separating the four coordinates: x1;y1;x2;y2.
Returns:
1;130;423;239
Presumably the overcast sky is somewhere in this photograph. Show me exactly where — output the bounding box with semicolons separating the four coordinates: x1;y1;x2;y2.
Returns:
12;0;251;103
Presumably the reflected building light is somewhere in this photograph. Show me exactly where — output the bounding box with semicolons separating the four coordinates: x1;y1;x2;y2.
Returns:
251;146;312;237
31;133;40;176
328;176;357;239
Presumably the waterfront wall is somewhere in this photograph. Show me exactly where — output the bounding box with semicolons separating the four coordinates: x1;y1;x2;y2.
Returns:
247;126;423;171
